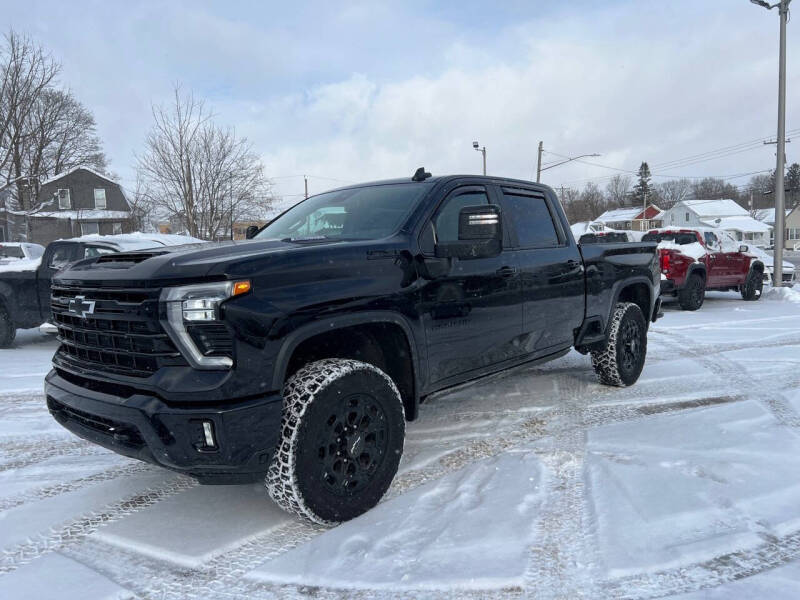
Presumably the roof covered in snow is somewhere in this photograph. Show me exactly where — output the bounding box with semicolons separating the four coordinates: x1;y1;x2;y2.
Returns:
682;199;748;218
27;210;131;220
39;166;120;188
753;208;792;223
595;207;641;222
699;215;771;233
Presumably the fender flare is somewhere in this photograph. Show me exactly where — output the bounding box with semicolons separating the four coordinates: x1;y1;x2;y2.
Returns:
0;282;15;322
270;310;423;418
606;275;655;333
685;263;707;283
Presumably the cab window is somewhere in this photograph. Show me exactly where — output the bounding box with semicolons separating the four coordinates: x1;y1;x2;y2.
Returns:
84;246;116;259
433;190;489;243
47;246;73;269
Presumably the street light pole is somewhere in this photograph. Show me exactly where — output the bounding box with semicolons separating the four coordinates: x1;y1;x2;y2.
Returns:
473;141;486;175
752;0;791;286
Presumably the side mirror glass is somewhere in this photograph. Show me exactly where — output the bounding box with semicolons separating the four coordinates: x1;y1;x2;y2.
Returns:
245;225;259;239
435;204;502;260
739;245;749;253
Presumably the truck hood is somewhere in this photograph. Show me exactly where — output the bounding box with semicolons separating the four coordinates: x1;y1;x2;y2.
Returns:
53;238;377;285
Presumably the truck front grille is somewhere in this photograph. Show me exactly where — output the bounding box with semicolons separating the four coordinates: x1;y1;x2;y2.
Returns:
51;284;188;377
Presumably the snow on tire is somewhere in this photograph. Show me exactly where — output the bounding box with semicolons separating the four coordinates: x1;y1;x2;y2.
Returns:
591;302;647;387
266;358;405;525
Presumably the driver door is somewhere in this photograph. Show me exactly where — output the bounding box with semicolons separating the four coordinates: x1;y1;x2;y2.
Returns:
417;185;523;385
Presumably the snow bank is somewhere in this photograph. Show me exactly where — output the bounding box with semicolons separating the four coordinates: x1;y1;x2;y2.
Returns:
249;452;547;591
762;286;800;303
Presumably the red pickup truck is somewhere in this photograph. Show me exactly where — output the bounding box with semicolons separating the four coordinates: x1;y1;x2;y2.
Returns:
644;227;765;311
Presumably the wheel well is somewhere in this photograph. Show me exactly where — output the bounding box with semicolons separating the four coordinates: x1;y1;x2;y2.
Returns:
285;322;416;420
617;282;651;322
688;266;706;282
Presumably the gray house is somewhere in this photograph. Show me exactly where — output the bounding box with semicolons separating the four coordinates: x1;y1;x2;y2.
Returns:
1;167;132;245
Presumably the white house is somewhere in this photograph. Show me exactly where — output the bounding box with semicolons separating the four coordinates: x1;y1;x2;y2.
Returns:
754;208;792;246
659;199;771;246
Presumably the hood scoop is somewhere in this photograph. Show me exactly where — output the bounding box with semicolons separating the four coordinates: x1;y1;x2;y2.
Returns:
94;251;169;267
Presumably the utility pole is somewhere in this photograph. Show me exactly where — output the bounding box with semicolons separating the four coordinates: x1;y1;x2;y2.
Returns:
536;141;543;182
304;175;308;200
752;0;792;286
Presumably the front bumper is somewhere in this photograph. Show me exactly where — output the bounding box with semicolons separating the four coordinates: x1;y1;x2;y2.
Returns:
45;370;283;484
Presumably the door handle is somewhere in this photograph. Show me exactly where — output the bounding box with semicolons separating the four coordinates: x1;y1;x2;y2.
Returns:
496;266;518;278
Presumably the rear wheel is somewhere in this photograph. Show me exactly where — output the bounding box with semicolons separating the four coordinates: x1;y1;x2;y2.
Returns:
0;305;15;348
591;302;647;387
266;358;405;524
678;273;705;311
741;268;763;301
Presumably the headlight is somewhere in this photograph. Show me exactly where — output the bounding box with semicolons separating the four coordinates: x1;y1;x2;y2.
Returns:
160;280;250;369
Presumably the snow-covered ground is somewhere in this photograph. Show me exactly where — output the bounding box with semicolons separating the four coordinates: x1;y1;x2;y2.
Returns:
3;292;800;599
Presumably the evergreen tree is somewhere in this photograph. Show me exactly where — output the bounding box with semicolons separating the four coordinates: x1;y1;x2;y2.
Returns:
786;163;800;208
633;162;652;206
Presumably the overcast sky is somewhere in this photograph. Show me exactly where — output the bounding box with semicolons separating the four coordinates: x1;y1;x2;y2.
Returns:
5;0;799;201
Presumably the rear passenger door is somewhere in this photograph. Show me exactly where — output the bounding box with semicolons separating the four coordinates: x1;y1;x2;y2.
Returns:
496;187;584;353
702;231;728;287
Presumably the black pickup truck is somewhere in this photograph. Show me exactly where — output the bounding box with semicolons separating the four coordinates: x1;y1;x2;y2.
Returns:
45;171;660;524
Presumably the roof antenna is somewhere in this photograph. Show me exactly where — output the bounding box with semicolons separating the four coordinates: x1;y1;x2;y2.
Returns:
412;167;432;182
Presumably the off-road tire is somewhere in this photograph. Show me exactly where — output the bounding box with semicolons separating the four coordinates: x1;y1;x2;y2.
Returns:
678;273;705;311
591;302;647;387
266;358;405;525
0;305;15;348
741;268;763;301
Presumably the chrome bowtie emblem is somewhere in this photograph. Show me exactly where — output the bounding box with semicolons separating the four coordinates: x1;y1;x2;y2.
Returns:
67;295;96;318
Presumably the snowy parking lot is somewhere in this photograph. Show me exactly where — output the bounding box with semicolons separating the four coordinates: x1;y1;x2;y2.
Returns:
3;291;800;599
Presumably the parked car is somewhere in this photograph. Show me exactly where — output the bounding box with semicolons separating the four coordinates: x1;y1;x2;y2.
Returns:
643;227;765;311
45;171;660;524
0;242;45;265
748;245;795;287
0;233;201;346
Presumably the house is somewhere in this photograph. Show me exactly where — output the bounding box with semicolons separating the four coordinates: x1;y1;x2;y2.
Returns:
0;167;132;245
659;199;771;246
754;208;792;246
783;205;800;250
594;204;663;231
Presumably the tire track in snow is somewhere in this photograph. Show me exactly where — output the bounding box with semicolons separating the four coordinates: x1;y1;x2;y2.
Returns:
0;476;196;575
0;462;151;512
0;440;106;473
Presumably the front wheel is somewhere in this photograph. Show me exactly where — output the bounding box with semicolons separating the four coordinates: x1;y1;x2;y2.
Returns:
591;302;647;387
266;359;405;525
741;269;763;301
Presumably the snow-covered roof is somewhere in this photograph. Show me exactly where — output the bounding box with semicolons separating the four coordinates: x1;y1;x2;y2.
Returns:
595;207;641;223
28;210;130;220
753;208;792;223
699;215;771;233
39;166;119;188
682;199;748;218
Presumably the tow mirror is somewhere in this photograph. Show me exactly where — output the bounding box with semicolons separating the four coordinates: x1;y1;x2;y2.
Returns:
245;225;259;239
739;245;749;253
435;204;502;260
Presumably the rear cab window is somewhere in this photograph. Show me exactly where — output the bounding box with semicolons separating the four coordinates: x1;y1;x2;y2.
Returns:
498;188;563;248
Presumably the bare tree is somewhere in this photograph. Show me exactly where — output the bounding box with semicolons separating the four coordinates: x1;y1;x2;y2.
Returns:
605;175;632;208
578;182;606;220
690;177;741;203
654;178;691;210
0;30;60;196
137;86;272;240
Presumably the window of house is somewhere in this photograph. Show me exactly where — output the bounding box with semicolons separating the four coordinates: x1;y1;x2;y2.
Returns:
81;222;99;235
501;192;561;248
58;189;71;209
685;212;690;222
112;222;122;234
94;188;107;209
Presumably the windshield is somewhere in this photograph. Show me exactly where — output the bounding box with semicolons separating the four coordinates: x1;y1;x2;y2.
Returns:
256;183;427;241
0;245;24;259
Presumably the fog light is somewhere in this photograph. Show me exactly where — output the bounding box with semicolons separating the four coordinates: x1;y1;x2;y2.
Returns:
202;421;217;448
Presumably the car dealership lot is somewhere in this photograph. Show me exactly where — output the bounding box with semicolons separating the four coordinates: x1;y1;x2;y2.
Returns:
3;291;800;599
